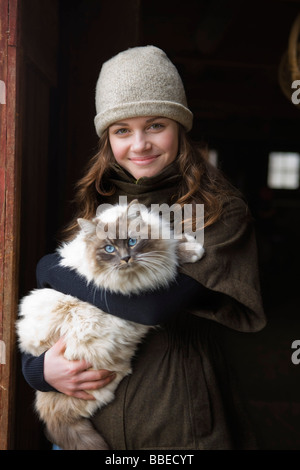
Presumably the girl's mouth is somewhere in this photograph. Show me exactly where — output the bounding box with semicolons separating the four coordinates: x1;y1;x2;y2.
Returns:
129;155;160;165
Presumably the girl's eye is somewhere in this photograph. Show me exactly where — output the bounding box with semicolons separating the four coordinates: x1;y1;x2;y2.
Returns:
115;128;128;135
128;238;137;247
104;245;115;253
149;123;164;130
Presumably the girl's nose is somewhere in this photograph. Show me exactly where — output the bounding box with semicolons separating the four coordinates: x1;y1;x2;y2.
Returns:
131;132;151;152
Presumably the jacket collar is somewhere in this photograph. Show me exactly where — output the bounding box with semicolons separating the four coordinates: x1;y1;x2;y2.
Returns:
106;161;182;206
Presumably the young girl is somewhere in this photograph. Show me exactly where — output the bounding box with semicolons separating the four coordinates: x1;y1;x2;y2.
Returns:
21;46;266;450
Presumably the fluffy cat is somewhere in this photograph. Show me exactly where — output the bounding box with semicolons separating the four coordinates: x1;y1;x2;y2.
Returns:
17;200;204;450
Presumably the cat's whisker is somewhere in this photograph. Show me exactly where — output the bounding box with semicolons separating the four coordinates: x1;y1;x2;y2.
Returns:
135;252;171;262
137;259;175;278
136;255;171;265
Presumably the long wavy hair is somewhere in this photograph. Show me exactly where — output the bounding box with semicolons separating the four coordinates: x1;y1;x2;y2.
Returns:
62;126;237;240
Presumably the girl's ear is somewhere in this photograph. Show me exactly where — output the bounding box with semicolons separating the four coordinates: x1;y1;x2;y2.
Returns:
77;218;96;235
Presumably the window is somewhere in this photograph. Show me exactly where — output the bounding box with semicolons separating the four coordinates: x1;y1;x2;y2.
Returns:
267;152;300;190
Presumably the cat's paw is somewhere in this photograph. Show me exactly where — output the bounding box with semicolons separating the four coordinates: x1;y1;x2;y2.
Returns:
177;234;205;264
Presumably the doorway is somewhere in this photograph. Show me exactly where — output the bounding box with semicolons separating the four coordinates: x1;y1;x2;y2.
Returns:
2;0;300;449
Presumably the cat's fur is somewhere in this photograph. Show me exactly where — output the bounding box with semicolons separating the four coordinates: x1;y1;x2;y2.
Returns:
17;200;204;450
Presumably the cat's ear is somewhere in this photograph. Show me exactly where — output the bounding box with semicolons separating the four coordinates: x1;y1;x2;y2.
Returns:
126;199;142;218
128;199;139;206
77;218;96;235
126;200;149;238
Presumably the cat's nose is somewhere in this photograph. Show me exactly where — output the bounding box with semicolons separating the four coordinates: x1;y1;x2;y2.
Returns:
121;255;131;263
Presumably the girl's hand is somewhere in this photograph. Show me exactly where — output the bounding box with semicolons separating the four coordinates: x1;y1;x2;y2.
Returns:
44;337;116;400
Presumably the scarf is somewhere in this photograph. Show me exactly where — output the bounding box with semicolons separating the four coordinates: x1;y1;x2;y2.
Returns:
104;162;182;207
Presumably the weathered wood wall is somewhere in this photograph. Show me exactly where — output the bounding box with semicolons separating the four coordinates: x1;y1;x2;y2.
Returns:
0;0;20;450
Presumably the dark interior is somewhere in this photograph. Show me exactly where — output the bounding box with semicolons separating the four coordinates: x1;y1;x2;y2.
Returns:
16;0;300;449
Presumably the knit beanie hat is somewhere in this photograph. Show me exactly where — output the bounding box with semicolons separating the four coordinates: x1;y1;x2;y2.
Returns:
94;46;193;137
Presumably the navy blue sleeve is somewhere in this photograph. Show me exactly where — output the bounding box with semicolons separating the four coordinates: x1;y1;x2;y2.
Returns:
21;352;56;392
36;253;214;326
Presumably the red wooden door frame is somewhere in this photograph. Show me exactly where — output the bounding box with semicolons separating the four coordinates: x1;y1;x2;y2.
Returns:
0;0;20;450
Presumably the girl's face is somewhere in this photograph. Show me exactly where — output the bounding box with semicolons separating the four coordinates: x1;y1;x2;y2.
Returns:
108;116;179;179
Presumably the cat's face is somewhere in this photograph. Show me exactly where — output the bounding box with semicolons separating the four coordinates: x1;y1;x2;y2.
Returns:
87;233;178;295
95;236;163;272
77;204;179;294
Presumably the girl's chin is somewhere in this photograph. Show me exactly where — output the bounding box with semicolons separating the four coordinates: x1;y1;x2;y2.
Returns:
127;162;167;179
131;169;161;179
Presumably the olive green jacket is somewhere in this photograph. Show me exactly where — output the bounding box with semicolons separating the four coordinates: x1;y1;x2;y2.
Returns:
91;162;266;450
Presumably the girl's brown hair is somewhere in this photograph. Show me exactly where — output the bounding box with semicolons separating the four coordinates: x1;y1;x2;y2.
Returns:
62;126;237;240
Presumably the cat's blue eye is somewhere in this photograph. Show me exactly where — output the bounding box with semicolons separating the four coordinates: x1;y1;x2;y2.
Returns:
104;245;115;253
128;238;137;247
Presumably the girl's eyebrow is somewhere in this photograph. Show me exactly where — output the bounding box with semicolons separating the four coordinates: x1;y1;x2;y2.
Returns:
110;122;129;127
111;117;164;127
145;117;163;123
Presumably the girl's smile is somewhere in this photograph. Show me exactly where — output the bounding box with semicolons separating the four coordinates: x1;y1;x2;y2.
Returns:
108;116;179;179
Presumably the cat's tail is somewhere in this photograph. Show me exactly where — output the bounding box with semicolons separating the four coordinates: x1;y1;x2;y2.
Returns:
35;391;110;450
45;416;109;450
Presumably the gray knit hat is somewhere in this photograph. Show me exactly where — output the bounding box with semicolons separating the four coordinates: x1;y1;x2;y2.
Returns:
94;46;193;137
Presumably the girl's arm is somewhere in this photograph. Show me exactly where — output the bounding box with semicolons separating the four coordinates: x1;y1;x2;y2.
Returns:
36;253;216;326
21;351;55;392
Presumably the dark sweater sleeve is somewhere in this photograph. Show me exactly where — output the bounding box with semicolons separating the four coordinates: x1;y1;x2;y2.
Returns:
21;352;57;392
36;253;215;326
